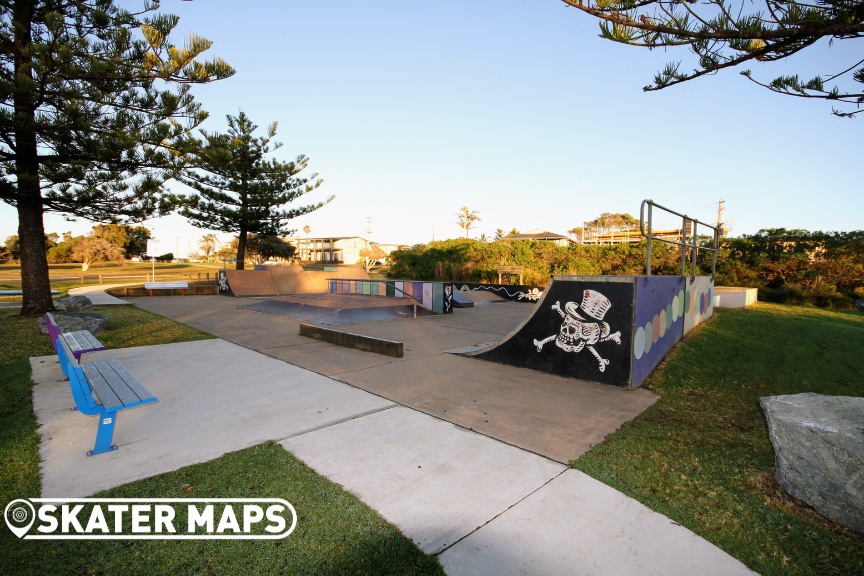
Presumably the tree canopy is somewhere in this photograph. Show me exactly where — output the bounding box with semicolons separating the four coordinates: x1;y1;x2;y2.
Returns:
561;0;864;117
246;233;296;264
71;237;125;271
455;206;481;238
1;0;233;315
178;111;332;269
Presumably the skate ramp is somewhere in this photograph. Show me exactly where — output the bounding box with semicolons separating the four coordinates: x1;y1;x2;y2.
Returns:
220;266;370;297
460;275;714;389
455;290;508;306
222;269;277;296
238;294;434;325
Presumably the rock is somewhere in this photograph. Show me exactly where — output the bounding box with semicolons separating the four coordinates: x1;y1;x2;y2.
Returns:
54;295;93;312
760;393;864;535
38;312;109;335
855;299;864;312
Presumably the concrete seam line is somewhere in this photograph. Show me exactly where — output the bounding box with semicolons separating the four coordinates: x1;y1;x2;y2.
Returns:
274;404;399;442
434;467;570;556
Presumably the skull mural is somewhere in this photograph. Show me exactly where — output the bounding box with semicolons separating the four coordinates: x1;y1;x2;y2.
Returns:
533;289;622;372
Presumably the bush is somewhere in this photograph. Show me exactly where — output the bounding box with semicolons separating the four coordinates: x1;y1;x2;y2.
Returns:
388;229;864;310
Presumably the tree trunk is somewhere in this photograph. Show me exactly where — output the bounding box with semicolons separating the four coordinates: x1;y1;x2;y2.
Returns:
14;0;54;317
17;198;54;317
235;229;246;270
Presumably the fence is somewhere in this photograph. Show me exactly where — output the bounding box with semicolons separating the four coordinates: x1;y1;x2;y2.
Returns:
0;272;216;287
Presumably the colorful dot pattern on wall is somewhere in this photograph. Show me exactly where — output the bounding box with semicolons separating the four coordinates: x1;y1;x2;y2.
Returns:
633;281;713;361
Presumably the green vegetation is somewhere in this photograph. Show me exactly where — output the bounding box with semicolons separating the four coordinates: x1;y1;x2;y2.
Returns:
179;111;331;270
573;303;864;576
388;229;864;308
0;306;442;575
560;0;864;118
2;443;443;575
719;229;864;307
3;0;235;316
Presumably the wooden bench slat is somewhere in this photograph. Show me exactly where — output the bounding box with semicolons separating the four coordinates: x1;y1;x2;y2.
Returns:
102;359;158;405
64;335;85;353
47;313;106;360
144;281;188;288
56;331;157;456
97;361;146;408
82;361;147;410
67;330;105;351
81;363;126;411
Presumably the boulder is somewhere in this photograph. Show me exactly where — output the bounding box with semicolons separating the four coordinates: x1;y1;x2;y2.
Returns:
760;393;864;535
855;299;864;312
38;312;109;335
54;295;93;312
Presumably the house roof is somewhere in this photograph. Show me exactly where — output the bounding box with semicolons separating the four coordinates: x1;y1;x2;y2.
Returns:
503;230;573;243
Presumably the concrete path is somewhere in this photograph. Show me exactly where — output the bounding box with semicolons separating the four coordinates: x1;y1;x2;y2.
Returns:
33;339;394;497
67;283;131;305
30;291;758;574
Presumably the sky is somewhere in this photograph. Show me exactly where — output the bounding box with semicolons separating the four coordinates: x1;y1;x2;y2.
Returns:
1;0;861;257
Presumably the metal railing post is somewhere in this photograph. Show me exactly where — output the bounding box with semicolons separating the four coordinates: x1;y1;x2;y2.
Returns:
690;221;698;280
639;199;721;279
646;203;653;276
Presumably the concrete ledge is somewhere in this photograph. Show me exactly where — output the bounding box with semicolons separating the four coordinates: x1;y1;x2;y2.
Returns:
299;323;404;358
107;284;217;297
715;286;758;308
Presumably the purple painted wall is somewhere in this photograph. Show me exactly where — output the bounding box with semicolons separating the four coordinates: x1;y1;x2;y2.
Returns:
632;276;686;388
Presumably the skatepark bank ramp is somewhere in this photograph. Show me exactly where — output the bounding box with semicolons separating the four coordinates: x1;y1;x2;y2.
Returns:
460;275;715;389
217;266;369;297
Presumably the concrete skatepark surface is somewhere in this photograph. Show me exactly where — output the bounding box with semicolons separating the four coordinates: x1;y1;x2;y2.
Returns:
238;293;436;325
131;295;658;463
30;291;756;575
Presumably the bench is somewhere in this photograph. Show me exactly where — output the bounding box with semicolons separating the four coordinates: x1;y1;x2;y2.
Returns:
45;312;106;367
55;336;158;456
144;281;188;296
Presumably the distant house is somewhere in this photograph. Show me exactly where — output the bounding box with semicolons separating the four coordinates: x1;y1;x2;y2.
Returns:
287;237;408;265
288;236;368;264
376;243;408;255
502;229;574;248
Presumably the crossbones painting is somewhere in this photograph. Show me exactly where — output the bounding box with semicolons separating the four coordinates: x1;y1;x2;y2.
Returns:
533;289;621;372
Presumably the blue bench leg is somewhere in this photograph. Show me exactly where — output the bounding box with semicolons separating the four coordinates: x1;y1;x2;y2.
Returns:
88;411;119;456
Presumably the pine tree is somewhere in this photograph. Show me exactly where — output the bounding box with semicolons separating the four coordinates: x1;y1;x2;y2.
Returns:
561;0;864;117
178;111;333;270
1;0;234;315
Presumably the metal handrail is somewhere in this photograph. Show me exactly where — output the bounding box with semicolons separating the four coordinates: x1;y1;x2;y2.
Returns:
639;199;720;280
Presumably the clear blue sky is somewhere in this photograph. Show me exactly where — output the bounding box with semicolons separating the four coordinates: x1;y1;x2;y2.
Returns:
1;0;860;256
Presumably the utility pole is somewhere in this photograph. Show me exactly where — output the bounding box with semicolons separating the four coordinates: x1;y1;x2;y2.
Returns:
365;216;372;248
717;200;731;237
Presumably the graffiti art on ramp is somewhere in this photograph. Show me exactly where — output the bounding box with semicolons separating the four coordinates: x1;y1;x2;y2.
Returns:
472;277;634;387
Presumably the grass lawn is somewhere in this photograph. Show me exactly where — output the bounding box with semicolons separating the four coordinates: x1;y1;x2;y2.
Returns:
573;303;864;576
0;304;443;575
3;294;863;575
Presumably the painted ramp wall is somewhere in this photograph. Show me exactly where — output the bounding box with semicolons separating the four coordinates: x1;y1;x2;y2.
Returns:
684;276;715;335
632;276;686;388
474;276;635;388
330;279;455;314
472;275;714;389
